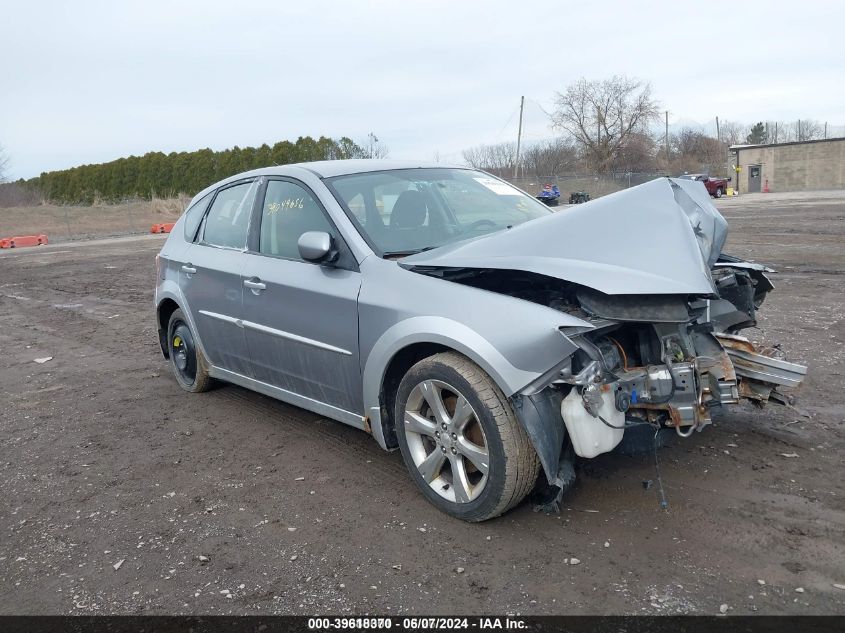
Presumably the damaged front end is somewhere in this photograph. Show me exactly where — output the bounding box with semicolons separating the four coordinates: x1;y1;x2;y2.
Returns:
402;177;807;504
508;264;807;507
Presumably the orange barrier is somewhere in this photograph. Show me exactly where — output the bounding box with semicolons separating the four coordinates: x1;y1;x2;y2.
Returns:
150;223;176;234
0;234;48;249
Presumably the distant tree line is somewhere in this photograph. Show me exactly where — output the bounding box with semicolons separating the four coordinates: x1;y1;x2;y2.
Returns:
463;75;841;179
3;135;376;205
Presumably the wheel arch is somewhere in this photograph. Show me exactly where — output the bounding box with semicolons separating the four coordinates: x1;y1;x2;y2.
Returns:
362;317;541;450
155;281;209;361
377;342;453;449
156;297;181;358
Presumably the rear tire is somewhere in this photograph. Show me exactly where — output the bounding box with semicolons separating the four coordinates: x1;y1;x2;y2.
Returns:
394;352;539;521
714;187;723;198
167;308;213;393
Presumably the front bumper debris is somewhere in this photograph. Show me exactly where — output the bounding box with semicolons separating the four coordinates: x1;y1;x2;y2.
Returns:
714;333;808;403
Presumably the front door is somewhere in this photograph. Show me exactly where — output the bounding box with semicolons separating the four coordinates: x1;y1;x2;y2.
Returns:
181;179;259;376
748;164;762;193
240;178;363;415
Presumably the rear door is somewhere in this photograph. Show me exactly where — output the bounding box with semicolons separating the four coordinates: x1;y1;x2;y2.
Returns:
180;179;260;376
240;178;364;415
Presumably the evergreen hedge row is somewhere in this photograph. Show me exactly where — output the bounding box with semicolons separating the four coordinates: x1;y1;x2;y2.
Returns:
19;135;365;204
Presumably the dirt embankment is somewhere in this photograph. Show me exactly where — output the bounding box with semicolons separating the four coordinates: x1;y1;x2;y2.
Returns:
0;197;185;243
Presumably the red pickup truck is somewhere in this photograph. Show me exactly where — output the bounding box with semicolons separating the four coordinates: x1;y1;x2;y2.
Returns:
678;174;730;198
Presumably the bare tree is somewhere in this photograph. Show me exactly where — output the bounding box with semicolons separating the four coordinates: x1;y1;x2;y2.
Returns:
461;142;517;177
719;121;747;146
362;132;389;159
610;132;659;174
0;182;41;207
551;76;660;173
521;138;579;178
0;143;10;183
779;119;824;142
671;128;727;174
461;145;485;169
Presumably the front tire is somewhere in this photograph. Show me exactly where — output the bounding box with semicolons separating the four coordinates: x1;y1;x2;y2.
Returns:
167;308;213;393
714;187;723;198
394;352;539;521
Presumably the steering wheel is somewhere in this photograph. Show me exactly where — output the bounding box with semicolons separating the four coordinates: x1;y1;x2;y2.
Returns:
464;219;498;230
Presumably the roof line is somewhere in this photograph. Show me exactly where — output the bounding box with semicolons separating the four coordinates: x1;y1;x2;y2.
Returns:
730;136;845;150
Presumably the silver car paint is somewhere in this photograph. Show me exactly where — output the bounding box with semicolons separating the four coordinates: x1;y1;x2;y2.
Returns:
356;256;592;448
238;250;364;413
670;176;728;269
180;245;252;376
401;177;723;296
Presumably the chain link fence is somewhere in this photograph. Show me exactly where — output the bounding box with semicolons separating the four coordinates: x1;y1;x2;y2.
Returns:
505;172;668;200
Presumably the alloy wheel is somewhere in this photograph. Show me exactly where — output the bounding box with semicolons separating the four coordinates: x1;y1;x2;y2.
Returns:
403;379;489;503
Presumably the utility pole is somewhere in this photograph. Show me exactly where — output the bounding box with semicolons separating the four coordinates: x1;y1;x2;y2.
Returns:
514;96;524;179
665;111;670;174
718;116;729;179
825;121;828;138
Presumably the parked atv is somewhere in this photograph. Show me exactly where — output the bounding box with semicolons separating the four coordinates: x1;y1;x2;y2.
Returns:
536;183;561;206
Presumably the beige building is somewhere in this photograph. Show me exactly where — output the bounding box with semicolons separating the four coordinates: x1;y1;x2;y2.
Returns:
730;137;845;193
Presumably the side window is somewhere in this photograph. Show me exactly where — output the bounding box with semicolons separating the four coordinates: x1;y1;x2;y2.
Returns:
183;191;213;242
202;180;258;249
259;180;334;260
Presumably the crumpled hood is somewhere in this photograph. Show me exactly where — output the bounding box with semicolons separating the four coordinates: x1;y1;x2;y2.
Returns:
402;177;728;296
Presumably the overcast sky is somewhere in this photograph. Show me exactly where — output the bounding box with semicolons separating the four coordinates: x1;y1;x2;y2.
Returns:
2;0;843;179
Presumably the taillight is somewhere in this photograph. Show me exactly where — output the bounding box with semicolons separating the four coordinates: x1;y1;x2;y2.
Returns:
155;254;163;280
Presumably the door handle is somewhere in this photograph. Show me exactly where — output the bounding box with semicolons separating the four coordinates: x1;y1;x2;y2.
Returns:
244;278;266;291
182;264;197;274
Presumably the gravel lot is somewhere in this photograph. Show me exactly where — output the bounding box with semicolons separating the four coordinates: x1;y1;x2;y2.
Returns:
1;191;843;615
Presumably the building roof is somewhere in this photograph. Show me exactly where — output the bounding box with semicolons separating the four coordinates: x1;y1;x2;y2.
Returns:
730;136;845;151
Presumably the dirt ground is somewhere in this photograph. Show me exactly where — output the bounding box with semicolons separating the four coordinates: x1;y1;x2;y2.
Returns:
0;190;843;615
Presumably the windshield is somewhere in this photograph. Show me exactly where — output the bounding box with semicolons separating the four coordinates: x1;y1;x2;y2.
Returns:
326;168;552;256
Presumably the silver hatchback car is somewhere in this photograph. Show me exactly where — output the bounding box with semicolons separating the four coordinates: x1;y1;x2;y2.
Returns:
155;160;805;521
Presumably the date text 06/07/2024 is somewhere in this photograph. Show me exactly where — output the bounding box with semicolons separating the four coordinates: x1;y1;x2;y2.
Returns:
307;617;528;630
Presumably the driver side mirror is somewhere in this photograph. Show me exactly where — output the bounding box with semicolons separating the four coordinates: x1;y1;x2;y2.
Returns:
298;231;338;264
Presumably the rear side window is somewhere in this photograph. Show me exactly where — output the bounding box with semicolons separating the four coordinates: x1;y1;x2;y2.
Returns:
183;191;213;242
202;180;259;249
